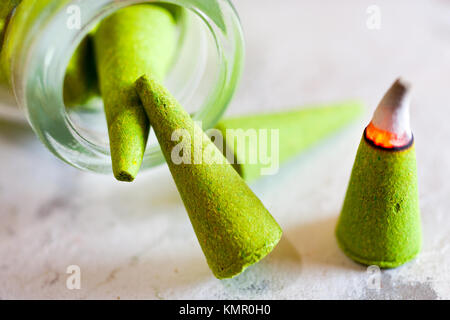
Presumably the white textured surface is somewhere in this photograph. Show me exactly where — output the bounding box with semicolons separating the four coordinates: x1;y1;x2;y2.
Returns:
1;0;450;299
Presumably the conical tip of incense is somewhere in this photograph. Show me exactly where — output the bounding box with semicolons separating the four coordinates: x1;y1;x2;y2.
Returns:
112;154;139;182
109;115;148;182
371;78;412;138
113;160;138;182
115;171;135;182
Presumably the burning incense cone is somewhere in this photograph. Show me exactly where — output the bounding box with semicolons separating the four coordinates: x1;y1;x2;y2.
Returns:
64;36;98;107
215;101;364;181
336;79;421;268
94;4;177;181
135;75;283;279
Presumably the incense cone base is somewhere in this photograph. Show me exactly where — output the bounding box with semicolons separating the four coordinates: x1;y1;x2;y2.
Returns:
216;237;282;278
136;76;282;279
336;236;420;268
215;101;364;181
336;136;422;268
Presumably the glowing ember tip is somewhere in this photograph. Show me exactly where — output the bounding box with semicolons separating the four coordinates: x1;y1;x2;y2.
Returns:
366;78;413;149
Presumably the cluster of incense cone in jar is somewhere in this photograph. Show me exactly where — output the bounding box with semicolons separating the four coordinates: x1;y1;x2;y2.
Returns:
1;2;422;278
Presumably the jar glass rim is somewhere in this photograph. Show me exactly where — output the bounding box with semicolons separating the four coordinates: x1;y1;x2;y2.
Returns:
11;0;244;174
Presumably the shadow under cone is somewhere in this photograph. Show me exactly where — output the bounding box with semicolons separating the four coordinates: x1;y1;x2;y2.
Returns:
335;134;422;268
135;75;283;279
214;101;364;181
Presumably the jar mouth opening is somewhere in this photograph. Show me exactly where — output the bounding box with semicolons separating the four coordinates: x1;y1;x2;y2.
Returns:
64;4;206;160
14;0;244;173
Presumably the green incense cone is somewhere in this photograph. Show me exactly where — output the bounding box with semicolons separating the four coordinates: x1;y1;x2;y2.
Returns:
94;4;177;181
335;79;421;268
0;1;20;21
215;101;364;181
0;19;5;45
0;0;22;85
64;36;98;107
157;3;184;21
135;75;283;279
336;136;421;267
1;0;52;87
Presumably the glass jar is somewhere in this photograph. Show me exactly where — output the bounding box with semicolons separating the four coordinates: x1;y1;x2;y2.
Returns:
0;0;244;173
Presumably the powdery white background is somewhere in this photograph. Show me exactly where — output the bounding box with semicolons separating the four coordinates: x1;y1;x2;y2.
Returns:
0;0;449;299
